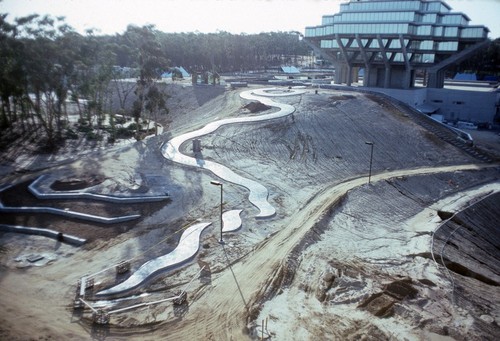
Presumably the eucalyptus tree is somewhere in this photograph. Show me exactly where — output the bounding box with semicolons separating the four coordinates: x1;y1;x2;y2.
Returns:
144;83;168;136
72;29;116;135
124;24;169;138
15;14;78;149
0;12;23;130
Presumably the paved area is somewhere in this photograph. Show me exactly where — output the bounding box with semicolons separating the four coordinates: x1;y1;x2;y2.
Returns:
97;222;212;296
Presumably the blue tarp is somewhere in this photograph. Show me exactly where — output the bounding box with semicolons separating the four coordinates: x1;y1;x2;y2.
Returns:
453;73;477;81
281;66;300;74
162;66;190;78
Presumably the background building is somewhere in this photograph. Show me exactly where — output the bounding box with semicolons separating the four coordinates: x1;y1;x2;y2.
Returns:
304;0;499;125
305;0;489;89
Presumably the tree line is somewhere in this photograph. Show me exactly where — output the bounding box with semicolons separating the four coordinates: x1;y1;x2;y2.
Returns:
0;11;309;150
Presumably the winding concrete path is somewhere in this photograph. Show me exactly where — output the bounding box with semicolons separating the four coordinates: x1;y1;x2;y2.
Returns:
97;222;212;296
161;88;305;218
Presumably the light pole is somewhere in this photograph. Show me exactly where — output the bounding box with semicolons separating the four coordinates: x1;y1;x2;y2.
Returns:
210;181;224;243
365;141;374;184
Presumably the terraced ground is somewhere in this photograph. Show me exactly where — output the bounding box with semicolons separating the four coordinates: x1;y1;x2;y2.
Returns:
0;84;498;340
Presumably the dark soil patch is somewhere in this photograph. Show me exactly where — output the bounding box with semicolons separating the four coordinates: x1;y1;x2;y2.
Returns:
50;175;106;191
243;101;271;113
329;95;355;101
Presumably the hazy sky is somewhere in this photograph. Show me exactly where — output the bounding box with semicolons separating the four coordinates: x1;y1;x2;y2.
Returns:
2;0;499;38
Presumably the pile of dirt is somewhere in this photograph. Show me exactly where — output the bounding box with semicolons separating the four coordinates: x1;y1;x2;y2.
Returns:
359;279;418;317
243;101;271;113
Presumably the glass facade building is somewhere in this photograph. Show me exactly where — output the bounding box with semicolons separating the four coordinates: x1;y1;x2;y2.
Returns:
304;0;489;88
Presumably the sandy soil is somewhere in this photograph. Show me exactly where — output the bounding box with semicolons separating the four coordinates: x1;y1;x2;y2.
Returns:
0;82;499;340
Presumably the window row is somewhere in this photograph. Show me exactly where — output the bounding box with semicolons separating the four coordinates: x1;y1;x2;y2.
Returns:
321;38;458;53
339;0;450;13
409;40;458;51
461;27;487;38
327;23;412;35
323;12;470;27
442;14;468;26
338;50;437;64
330;11;416;24
341;1;421;12
306;24;486;39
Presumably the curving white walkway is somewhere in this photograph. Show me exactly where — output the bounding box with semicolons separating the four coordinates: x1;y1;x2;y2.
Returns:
97;222;211;295
222;209;243;232
161;88;305;218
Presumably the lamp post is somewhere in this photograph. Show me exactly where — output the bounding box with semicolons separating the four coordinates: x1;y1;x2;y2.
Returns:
365;142;374;184
210;181;223;243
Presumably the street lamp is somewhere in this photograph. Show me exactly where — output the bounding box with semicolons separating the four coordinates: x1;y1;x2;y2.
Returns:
365;142;374;184
210;181;224;243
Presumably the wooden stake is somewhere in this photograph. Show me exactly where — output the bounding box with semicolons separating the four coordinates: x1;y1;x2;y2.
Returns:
261;319;264;340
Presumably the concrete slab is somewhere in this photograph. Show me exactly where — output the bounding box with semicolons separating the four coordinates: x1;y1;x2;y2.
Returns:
97;222;212;296
222;209;243;232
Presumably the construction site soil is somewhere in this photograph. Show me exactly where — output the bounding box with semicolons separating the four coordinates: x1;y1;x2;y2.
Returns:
0;82;499;340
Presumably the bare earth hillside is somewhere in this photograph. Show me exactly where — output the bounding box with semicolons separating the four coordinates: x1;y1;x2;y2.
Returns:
0;83;499;340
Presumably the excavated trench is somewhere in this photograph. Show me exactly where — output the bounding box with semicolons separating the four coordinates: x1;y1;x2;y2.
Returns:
433;192;500;287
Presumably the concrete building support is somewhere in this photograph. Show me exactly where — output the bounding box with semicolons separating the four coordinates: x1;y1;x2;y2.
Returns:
356;34;371;86
336;34;353;86
363;67;371;87
346;65;353;86
334;62;343;84
377;35;392;88
399;35;413;89
384;66;391;88
352;67;359;84
428;70;445;88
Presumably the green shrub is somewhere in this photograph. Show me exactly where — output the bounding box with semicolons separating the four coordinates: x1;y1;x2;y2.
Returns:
116;127;134;139
78;118;88;125
65;128;78;140
86;131;97;140
78;125;92;133
127;123;139;131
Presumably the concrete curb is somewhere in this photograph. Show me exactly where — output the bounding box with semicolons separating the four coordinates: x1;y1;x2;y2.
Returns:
29;175;170;203
0;224;86;246
0;202;140;224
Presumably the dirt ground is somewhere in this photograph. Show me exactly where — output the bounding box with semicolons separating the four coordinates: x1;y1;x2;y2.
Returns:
0;81;499;340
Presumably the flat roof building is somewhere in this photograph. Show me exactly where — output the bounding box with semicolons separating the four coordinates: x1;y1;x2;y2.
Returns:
304;0;490;89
